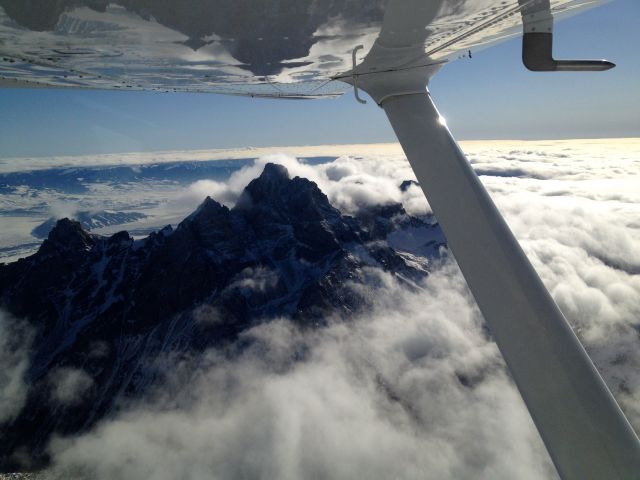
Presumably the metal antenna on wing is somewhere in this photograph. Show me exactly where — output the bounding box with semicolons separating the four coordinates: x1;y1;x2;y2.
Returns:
520;0;615;71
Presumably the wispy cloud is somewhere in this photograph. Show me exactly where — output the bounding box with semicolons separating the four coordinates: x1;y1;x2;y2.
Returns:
48;368;95;408
0;311;33;424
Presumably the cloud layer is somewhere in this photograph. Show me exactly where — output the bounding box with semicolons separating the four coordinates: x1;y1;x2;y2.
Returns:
46;265;556;480
1;139;638;478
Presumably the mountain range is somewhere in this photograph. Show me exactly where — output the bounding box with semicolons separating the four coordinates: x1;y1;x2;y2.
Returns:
0;163;446;471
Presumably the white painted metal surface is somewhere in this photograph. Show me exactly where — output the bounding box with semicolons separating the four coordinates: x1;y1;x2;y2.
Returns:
0;0;608;96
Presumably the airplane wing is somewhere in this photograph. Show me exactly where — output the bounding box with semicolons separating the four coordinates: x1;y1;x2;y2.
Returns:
2;1;639;479
0;0;610;96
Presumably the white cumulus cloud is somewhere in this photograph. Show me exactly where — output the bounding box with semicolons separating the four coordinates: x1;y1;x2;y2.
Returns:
45;264;557;480
7;138;638;479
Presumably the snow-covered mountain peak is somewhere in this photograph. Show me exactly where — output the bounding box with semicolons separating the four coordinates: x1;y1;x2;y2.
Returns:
0;163;447;470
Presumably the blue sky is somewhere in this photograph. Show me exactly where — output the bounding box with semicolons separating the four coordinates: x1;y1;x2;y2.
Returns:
0;0;638;157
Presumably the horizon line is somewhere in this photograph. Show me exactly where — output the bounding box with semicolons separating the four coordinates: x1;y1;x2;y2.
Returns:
1;137;639;174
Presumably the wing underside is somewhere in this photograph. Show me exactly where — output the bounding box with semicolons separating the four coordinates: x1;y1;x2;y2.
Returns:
0;0;607;97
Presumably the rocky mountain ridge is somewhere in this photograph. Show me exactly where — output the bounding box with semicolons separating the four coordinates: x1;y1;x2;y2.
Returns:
0;163;446;470
31;210;147;239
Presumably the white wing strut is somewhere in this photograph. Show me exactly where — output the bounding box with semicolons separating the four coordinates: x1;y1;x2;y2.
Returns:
380;91;640;479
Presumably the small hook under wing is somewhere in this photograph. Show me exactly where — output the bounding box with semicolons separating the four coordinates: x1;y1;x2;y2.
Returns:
351;45;367;104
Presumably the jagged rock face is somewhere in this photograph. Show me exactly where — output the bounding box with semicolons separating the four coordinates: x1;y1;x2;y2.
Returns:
0;164;446;471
